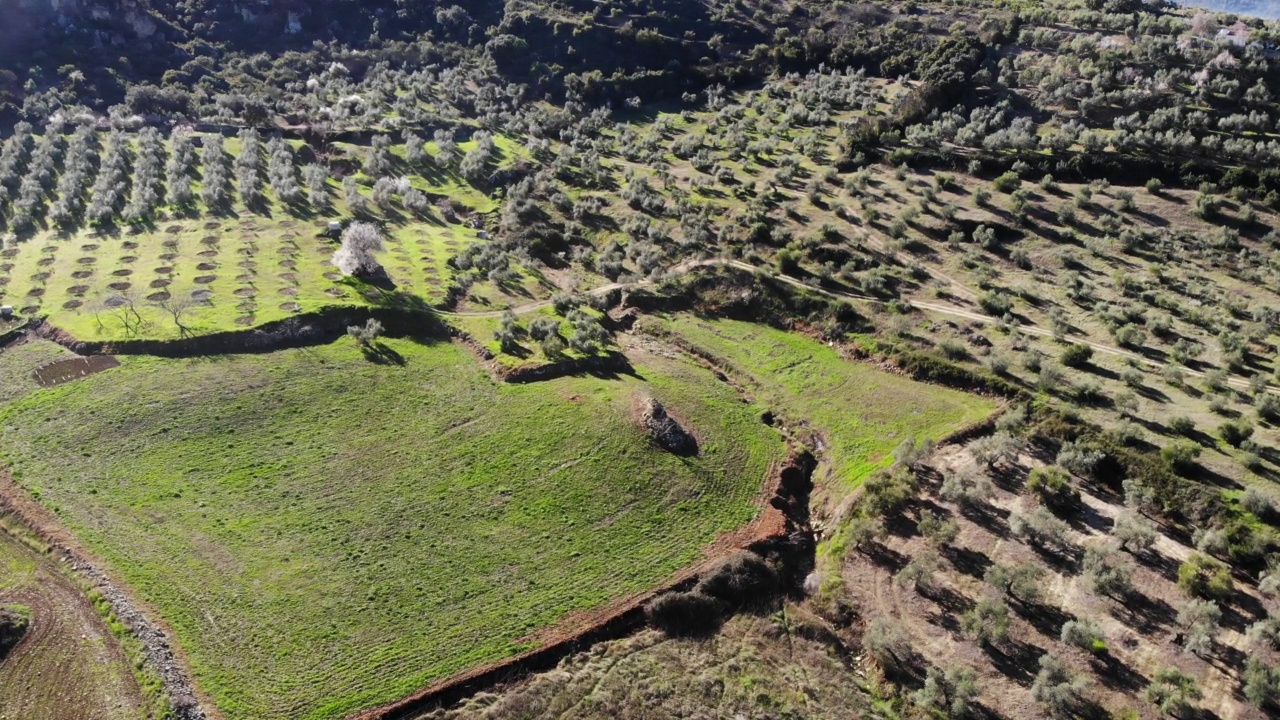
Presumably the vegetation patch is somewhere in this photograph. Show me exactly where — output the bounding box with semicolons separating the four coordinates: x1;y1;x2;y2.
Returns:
0;337;783;719
640;315;996;492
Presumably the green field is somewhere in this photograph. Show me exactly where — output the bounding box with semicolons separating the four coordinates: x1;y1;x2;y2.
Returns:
643;316;997;490
0;214;481;340
0;337;783;719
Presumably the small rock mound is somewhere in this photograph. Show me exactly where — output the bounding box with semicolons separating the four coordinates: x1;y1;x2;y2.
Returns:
643;398;698;455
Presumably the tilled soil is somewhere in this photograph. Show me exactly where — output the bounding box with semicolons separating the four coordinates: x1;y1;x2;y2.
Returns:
0;531;148;720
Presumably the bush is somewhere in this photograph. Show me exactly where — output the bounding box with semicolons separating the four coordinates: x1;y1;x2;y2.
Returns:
1257;393;1280;423
993;172;1022;193
864;616;913;670
1032;655;1084;718
1146;667;1202;716
1241;488;1274;517
1056;441;1103;478
1243;657;1280;709
915;665;980;717
1060;343;1093;368
1168;416;1195;436
1027;466;1080;511
978;291;1012;316
1177;553;1233;600
694;553;777;609
645;591;724;635
1161;441;1201;475
961;598;1011;646
1219;418;1254;448
1060;618;1104;653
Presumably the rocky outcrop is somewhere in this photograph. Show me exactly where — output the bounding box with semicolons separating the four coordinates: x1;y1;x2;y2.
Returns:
642;398;697;456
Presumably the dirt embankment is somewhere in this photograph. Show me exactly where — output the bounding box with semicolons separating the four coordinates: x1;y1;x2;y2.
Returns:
449;326;637;384
26;306;450;359
346;451;815;720
0;472;208;720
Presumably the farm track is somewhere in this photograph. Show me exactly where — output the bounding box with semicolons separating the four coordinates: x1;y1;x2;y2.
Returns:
0;472;207;720
0;529;149;720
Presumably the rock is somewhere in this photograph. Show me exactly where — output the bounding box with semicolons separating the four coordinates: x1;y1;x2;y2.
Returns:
643;398;697;455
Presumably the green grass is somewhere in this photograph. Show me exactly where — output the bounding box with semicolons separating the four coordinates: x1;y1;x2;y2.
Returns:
644;316;996;490
0;214;480;340
0;340;76;404
0;337;783;720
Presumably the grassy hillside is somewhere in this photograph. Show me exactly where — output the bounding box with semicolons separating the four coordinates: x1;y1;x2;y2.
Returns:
0;336;784;719
641;315;995;491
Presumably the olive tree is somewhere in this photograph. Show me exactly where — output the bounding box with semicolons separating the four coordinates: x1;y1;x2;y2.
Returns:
1031;655;1086;719
914;664;980;718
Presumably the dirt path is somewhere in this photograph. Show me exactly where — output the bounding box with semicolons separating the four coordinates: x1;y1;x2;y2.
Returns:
0;530;148;720
0;473;207;720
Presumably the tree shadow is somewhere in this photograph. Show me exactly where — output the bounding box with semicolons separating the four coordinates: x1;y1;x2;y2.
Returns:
864;542;908;573
944;545;993;580
1013;599;1074;640
360;341;406;365
984;638;1045;686
1090;651;1148;692
1109;590;1176;634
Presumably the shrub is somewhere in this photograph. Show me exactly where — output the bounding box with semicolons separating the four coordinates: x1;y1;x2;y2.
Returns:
1248;616;1280;650
1145;667;1202;716
1161;441;1201;475
1060;618;1105;653
1242;657;1280;709
1056;441;1103;478
984;562;1044;604
1010;507;1071;552
978;291;1012;316
1177;554;1233;600
1177;598;1221;657
1168;416;1195;436
938;338;969;360
1027;466;1080;511
1114;514;1158;554
1082;542;1133;598
1219;418;1254;448
1031;655;1085;719
1257;393;1280;423
961;598;1011;646
862;467;917;516
1060;343;1093;368
897;550;943;593
332;222;384;277
1241;488;1274;517
645;591;724;635
694;552;777;609
939;469;994;508
993;172;1021;193
917;510;959;547
914;665;980;717
864;616;913;670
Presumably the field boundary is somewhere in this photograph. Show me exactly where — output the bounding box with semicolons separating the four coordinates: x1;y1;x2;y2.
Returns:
345;452;812;720
0;469;211;720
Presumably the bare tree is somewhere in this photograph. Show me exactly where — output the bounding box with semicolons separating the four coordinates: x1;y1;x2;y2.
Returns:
153;295;201;338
